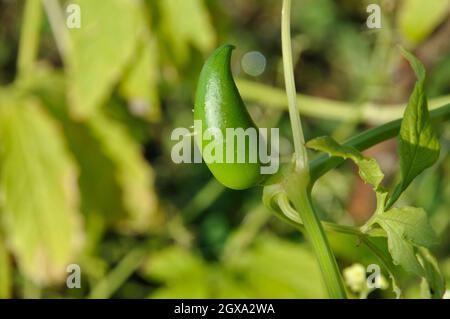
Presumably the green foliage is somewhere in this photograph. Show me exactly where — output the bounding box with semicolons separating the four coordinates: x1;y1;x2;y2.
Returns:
306;136;384;190
387;49;440;207
119;36;161;121
374;207;438;276
67;0;146;118
144;246;211;298
0;0;449;299
86;113;159;233
156;0;216;65
418;247;446;299
27;67;160;236
231;235;326;298
398;0;450;47
0;0;162;285
0;90;82;284
366;50;444;297
143;235;326;298
305;49;446;297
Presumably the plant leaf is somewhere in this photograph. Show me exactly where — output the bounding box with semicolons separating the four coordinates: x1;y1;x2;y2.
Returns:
374;206;439;276
157;0;216;65
418;247;446;299
142;235;326;298
376;222;422;276
377;207;439;247
234;235;327;298
143;246;208;282
67;0;145;118
87;112;160;232
143;246;211;299
27;67;161;234
0;93;82;284
306;136;384;189
397;0;450;47
120;35;161;122
62;120;130;249
387;49;440;208
24;68;160;240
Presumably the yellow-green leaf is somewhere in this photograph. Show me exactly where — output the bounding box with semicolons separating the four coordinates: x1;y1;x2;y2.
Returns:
157;0;216;65
398;0;450;47
143;235;326;298
67;0;145;118
87;112;159;232
375;206;439;276
24;68;160;236
143;246;211;299
231;235;326;298
418;247;445;299
120;36;161;121
306;136;384;190
0;94;82;284
377;207;439;248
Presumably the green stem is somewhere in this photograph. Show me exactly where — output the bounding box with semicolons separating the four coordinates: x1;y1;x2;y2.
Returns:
42;0;71;62
309;103;450;183
293;189;347;298
275;192;363;236
237;79;450;125
183;179;224;222
17;0;43;78
281;0;308;171
280;0;347;298
283;171;347;298
273;194;401;297
360;237;397;278
222;206;271;261
88;248;145;299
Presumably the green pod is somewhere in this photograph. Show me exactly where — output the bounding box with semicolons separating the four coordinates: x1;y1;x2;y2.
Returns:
194;44;265;190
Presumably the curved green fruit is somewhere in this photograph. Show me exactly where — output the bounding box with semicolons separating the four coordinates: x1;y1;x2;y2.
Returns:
194;44;265;190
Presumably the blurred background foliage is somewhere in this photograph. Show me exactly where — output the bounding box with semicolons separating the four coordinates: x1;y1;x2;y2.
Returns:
0;0;449;298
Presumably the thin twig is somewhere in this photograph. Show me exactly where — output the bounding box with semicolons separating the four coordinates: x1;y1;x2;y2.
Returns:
42;0;71;62
17;0;43;78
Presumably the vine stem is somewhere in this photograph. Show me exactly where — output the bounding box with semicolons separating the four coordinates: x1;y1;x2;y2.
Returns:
283;172;347;298
280;0;346;298
273;193;402;297
236;79;450;125
88;248;146;298
281;0;308;171
42;0;71;62
17;0;43;79
275;193;363;236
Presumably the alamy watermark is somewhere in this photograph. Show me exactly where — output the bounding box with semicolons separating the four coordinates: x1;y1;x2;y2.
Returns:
66;264;81;289
171;120;280;174
66;3;81;29
344;263;388;296
366;264;383;289
366;4;381;29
